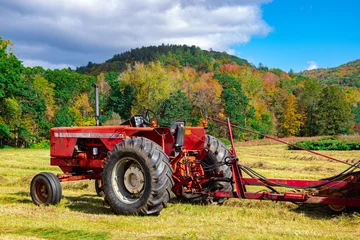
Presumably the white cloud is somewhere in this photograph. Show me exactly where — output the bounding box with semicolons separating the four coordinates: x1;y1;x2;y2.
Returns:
306;60;319;70
226;49;236;55
0;0;272;69
22;59;75;70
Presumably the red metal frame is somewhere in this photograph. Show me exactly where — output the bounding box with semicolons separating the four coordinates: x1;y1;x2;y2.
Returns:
209;117;360;208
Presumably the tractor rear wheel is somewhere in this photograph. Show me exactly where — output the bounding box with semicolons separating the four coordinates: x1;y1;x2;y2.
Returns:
102;137;174;215
30;172;62;205
183;135;233;205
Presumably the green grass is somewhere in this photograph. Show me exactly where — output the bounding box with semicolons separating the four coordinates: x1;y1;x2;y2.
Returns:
0;146;360;239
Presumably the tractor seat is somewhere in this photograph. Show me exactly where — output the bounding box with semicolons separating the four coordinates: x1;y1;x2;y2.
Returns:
170;121;186;149
120;115;147;127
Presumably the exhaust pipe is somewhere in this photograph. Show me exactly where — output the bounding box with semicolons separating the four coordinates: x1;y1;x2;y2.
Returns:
93;84;100;126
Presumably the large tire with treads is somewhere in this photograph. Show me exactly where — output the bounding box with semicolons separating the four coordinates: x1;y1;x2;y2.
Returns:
183;135;233;204
102;137;174;216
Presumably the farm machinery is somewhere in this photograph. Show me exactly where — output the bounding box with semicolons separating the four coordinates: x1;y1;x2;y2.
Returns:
30;86;360;215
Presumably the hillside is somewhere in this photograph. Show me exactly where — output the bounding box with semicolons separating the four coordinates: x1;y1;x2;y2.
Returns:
76;44;251;75
1;37;360;148
300;59;360;87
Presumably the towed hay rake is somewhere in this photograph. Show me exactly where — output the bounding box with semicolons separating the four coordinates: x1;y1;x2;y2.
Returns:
207;117;360;212
30;87;360;215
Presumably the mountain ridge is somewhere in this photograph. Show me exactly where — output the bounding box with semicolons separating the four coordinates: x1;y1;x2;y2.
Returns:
300;59;360;87
75;44;251;75
76;44;360;89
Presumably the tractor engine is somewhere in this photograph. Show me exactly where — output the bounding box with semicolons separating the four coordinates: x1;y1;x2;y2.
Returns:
169;134;233;203
171;151;205;196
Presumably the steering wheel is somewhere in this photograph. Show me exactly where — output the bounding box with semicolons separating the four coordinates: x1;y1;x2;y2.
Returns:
141;109;158;127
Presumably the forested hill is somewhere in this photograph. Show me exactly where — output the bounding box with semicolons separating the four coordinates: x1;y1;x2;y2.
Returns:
1;36;360;148
300;59;360;87
76;44;251;75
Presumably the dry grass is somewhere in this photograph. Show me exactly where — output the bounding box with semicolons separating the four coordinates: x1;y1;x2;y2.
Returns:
0;145;360;239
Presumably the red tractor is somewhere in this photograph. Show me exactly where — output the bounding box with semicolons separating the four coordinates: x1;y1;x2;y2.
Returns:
30;110;231;215
30;86;360;215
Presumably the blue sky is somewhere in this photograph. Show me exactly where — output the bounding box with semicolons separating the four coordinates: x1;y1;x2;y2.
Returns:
0;0;358;71
237;0;360;72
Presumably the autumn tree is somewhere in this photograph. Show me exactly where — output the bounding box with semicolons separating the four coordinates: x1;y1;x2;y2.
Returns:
266;87;287;136
96;72;111;115
120;61;179;114
178;66;196;101
32;74;56;123
192;72;222;118
69;93;95;126
250;95;273;134
280;94;302;137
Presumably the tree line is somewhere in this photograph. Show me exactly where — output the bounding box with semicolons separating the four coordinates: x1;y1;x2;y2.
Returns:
1;37;359;148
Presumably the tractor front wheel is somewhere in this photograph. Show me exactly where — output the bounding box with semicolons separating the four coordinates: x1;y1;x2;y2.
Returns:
30;172;62;205
102;137;174;215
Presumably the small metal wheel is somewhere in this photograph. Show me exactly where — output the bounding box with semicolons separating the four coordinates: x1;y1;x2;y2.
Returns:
321;172;360;212
95;179;105;197
328;192;346;212
30;172;62;205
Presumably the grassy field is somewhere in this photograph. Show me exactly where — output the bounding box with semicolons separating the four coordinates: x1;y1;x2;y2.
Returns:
0;143;360;239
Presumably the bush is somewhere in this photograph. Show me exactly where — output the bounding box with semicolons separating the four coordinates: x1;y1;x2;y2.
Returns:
0;145;14;149
30;140;50;149
288;137;360;151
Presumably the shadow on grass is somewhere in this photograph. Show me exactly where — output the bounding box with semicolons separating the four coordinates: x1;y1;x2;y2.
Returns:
1;191;33;204
64;195;113;215
291;203;360;219
11;191;112;215
168;197;181;204
2;226;109;239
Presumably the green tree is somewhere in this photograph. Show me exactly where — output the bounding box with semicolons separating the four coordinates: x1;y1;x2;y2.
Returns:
313;86;353;135
158;90;191;126
299;78;322;136
0;123;10;147
0;38;25;99
214;73;254;138
107;83;135;121
250;112;273;135
54;107;75;127
44;69;96;107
